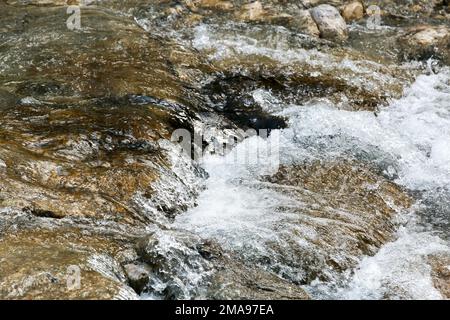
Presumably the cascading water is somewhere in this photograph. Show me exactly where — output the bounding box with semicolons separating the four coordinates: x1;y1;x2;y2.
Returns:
172;24;450;300
2;1;450;301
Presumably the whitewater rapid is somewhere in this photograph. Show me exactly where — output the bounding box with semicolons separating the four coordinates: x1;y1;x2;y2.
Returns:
172;23;450;299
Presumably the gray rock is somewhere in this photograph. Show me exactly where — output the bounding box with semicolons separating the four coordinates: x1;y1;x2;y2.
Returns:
291;9;321;37
207;260;310;300
115;248;140;265
310;4;348;40
301;0;345;9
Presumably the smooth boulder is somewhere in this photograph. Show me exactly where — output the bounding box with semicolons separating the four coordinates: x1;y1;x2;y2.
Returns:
341;1;364;22
310;4;348;40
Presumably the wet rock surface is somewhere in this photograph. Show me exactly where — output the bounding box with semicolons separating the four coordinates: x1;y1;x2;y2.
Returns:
123;263;151;294
206;260;310;300
0;0;211;298
429;253;450;299
0;0;449;300
0;209;143;299
258;161;412;283
135;229;309;299
0;2;211;227
398;25;450;64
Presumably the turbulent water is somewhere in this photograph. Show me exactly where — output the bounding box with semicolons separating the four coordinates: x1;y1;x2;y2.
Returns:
172;26;450;300
2;1;450;300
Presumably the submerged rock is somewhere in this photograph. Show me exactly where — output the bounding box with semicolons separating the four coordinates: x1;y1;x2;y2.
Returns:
194;0;234;11
123;263;151;294
0;99;205;225
363;0;449;19
0;3;210;225
0;1;211;298
206;260;310;300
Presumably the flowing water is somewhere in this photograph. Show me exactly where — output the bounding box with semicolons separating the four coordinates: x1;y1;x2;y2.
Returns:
1;1;450;300
171;25;450;300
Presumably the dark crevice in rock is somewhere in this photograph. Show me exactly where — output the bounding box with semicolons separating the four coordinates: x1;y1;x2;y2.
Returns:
23;206;63;219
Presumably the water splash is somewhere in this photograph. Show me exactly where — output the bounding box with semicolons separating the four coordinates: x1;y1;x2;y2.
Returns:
175;63;450;298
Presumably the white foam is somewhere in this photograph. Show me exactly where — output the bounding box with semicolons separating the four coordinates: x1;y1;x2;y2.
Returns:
174;133;284;257
278;70;450;190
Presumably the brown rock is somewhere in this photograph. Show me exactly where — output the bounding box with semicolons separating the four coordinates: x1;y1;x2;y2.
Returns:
341;1;364;22
0;4;208;225
207;260;310;300
409;26;450;46
429;253;450;299
196;0;233;10
399;25;450;64
0;227;140;299
237;1;265;21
